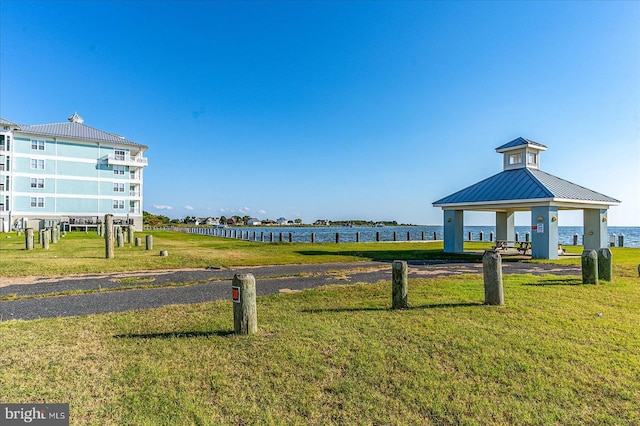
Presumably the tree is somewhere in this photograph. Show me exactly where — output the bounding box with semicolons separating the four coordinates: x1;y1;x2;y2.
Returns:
294;218;302;224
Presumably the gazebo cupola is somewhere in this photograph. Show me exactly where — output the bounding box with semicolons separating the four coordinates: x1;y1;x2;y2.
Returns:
495;137;547;171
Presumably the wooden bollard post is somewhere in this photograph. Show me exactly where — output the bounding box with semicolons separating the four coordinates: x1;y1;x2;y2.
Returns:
117;228;124;247
279;232;283;242
135;237;142;247
356;232;360;243
597;248;612;282
479;231;484;242
335;232;340;243
581;249;598;284
289;232;293;243
525;232;530;243
160;250;168;257
392;260;408;309
232;273;258;335
618;234;624;248
433;231;437;240
468;231;472;241
146;234;153;251
128;226;135;244
376;231;380;242
483;250;504;305
311;232;315;243
105;214;114;258
573;234;579;246
421;231;425;240
489;231;494;242
393;231;397;242
406;231;410;241
25;228;34;250
42;229;50;250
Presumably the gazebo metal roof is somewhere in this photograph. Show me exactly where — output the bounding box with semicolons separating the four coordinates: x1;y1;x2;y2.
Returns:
433;139;620;212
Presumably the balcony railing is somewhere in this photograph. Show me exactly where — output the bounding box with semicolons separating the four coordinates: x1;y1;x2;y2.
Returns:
129;207;140;214
106;154;148;167
129;191;140;197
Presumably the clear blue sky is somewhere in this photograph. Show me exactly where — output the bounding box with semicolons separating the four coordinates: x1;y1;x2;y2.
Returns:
1;1;638;226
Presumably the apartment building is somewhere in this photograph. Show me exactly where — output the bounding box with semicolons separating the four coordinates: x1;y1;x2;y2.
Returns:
0;113;148;231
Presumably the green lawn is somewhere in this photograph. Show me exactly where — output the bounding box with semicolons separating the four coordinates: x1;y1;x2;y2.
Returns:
2;229;638;277
1;231;639;425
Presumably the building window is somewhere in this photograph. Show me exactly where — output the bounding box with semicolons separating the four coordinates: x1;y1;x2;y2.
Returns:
113;182;125;192
30;178;45;189
114;149;126;161
508;153;523;165
31;139;45;150
113;200;125;210
30;159;45;170
528;152;537;165
113;165;125;175
30;197;45;208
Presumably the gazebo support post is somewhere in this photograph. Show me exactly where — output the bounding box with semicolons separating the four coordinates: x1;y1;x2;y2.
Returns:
583;209;608;252
531;206;559;260
495;211;515;244
443;210;464;253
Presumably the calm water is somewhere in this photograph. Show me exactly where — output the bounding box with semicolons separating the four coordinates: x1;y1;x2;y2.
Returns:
190;225;640;248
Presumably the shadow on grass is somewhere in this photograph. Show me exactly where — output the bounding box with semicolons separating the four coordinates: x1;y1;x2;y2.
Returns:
114;330;234;339
301;302;482;314
296;249;483;262
524;277;583;286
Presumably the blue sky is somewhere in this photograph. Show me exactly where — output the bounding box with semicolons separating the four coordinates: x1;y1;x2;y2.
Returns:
1;1;638;226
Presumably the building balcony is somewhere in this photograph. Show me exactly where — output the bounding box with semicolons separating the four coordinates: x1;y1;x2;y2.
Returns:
129;207;140;214
129;191;141;197
105;154;148;168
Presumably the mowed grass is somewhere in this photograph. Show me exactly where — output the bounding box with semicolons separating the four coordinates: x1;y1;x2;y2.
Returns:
1;230;638;277
1;273;639;425
1;231;639;424
0;230;485;277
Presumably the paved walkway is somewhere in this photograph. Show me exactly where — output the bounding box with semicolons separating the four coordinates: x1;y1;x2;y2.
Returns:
0;261;581;321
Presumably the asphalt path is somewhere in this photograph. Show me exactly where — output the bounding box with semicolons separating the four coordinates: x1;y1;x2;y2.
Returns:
0;261;581;321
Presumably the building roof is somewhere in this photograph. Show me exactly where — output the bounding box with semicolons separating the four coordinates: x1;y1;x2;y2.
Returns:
495;137;547;153
16;121;147;149
432;168;620;208
0;118;22;130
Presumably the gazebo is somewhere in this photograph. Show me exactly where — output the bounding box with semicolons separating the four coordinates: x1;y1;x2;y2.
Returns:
432;137;620;259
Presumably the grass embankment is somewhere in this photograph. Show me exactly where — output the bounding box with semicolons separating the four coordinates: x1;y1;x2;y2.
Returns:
1;231;639;424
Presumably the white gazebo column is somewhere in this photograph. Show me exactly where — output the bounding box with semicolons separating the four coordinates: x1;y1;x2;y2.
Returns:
495;211;515;243
531;206;559;259
583;208;608;251
443;210;464;253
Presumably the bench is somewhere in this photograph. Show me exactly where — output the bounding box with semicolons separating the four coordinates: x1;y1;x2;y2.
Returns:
492;240;531;255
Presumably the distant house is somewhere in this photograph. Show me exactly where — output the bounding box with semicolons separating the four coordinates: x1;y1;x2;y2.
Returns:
314;219;330;226
247;218;262;226
197;217;219;226
277;217;292;225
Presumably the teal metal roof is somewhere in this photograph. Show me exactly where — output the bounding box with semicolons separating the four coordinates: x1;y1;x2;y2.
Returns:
495;137;547;152
17;121;146;148
433;168;620;206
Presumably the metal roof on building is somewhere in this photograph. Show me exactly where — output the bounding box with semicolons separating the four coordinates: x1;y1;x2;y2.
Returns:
0;118;21;129
17;121;146;149
433;168;620;207
495;137;547;152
